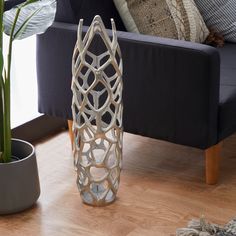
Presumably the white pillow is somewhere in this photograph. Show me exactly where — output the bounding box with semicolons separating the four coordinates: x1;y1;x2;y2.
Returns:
113;0;209;43
194;0;236;43
113;0;139;33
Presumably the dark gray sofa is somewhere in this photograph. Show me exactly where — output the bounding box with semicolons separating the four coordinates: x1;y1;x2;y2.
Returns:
36;0;236;184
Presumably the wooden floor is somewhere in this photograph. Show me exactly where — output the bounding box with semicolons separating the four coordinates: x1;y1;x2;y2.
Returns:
1;131;236;236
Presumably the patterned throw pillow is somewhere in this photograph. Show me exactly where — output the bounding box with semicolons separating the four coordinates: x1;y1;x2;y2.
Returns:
194;0;236;43
113;0;209;43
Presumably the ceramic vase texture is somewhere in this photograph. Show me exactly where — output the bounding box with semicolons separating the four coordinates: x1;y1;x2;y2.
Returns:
0;139;40;215
71;15;123;206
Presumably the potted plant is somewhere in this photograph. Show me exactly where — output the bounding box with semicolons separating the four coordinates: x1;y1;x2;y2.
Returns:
0;0;56;214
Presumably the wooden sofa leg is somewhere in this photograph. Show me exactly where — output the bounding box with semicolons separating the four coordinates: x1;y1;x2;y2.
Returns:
205;142;222;185
68;120;74;149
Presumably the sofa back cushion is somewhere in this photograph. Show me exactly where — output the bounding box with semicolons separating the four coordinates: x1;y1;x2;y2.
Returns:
194;0;236;43
55;0;126;31
113;0;209;43
4;0;26;11
55;0;76;23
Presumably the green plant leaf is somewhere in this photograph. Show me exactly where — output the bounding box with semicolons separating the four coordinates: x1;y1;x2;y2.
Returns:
0;49;4;159
0;48;3;73
0;0;4;161
0;0;3;49
3;0;56;40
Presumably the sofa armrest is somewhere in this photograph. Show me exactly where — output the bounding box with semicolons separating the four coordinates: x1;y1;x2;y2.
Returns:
37;22;220;149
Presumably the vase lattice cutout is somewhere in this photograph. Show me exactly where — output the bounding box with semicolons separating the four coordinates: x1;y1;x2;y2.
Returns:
71;15;123;206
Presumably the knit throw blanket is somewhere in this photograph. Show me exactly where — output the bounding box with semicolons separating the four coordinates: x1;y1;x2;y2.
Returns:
176;217;236;236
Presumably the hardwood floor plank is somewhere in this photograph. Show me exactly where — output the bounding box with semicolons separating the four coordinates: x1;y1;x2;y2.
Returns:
0;132;235;235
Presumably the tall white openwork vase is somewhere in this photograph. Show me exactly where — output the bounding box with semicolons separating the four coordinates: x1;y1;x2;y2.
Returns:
71;16;123;206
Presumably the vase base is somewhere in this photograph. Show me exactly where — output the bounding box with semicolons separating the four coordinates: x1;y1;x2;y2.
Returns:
80;189;117;207
82;197;116;207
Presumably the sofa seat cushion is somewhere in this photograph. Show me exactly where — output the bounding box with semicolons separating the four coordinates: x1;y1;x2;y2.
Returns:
218;43;236;140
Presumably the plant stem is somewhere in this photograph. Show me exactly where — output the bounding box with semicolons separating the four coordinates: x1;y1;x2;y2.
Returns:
3;4;22;162
0;0;3;49
0;0;4;162
2;1;39;162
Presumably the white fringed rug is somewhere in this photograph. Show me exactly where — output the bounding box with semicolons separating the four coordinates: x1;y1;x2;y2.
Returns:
176;217;236;236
